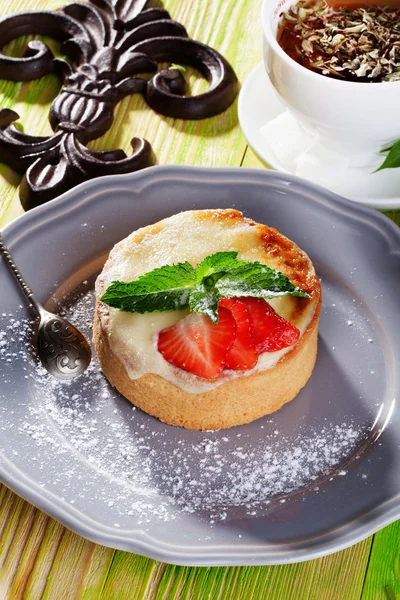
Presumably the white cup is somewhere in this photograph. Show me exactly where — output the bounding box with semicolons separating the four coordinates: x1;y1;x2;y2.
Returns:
261;0;400;166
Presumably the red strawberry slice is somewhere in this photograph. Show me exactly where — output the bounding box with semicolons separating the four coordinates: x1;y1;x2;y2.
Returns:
219;298;258;370
157;307;236;379
240;297;300;353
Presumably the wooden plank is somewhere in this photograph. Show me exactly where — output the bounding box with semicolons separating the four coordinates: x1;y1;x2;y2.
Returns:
0;496;30;572
0;499;38;599
99;552;165;600
23;519;65;600
153;565;232;600
361;521;400;600
152;539;372;600
0;485;7;511
182;567;226;600
245;541;372;600
241;146;272;170
40;530;97;600
0;488;17;545
153;564;186;600
6;511;48;600
80;547;115;600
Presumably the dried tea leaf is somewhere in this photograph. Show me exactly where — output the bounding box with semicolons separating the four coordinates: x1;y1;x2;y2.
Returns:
331;34;345;45
302;39;314;53
278;0;400;83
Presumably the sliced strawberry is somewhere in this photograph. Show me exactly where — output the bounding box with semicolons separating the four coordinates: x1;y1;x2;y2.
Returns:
240;297;300;353
219;298;258;370
157;307;236;379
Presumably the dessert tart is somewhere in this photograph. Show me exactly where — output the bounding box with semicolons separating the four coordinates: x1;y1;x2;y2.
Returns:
94;209;321;430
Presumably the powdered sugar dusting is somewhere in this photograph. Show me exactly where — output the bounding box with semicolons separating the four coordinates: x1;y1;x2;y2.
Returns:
0;289;370;526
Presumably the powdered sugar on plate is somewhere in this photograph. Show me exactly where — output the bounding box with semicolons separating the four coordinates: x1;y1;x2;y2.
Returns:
0;288;371;526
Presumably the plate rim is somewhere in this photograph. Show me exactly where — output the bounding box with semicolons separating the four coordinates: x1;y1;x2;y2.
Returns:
1;165;400;566
2;453;400;566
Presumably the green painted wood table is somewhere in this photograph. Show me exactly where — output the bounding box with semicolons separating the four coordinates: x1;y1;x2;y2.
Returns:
0;0;399;598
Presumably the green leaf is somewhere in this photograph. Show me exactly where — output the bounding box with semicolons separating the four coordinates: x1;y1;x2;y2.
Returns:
189;278;222;324
100;251;310;319
195;251;239;280
215;265;310;300
191;261;310;322
100;262;197;313
375;140;400;172
379;143;394;154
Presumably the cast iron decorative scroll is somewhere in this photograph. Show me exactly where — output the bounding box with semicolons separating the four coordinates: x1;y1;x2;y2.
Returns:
0;0;239;209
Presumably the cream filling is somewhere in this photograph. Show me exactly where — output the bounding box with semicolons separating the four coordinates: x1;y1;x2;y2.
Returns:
101;297;316;394
97;211;317;394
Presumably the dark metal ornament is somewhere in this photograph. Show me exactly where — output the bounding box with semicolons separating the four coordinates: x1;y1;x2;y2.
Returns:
0;0;239;209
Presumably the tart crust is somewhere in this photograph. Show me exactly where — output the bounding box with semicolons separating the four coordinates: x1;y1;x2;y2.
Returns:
93;304;320;430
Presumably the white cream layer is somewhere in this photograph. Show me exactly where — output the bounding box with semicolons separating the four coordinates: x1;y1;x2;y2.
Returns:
96;211;318;393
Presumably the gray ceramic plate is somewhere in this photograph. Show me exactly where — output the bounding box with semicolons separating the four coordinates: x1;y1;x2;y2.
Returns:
0;166;399;566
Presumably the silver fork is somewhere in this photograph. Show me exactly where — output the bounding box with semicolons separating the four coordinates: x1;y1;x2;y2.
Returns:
0;233;91;380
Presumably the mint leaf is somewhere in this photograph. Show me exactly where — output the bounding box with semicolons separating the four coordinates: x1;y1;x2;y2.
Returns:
191;261;309;322
189;274;223;324
375;139;400;172
215;266;310;300
100;250;311;320
379;143;395;154
101;262;196;313
192;263;309;322
195;251;239;280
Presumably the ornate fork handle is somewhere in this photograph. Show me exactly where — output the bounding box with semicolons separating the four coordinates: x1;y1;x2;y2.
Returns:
0;231;92;379
0;232;40;314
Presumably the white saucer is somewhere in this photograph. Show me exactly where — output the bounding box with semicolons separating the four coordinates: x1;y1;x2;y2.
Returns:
238;62;400;210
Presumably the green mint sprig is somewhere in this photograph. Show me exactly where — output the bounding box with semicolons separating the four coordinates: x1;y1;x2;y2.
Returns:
375;140;400;172
101;251;310;323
